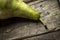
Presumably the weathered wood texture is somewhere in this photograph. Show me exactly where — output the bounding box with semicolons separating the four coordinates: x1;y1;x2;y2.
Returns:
28;0;60;30
0;0;60;40
23;30;60;40
0;18;46;40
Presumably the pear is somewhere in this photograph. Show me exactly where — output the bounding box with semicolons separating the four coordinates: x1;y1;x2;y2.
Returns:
0;0;40;20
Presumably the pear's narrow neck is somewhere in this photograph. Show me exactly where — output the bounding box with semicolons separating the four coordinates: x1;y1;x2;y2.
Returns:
13;2;40;20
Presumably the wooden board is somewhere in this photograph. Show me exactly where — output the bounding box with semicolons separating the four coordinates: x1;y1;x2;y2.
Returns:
0;0;60;40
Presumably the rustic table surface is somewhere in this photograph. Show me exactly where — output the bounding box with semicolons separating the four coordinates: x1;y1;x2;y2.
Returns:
0;0;60;40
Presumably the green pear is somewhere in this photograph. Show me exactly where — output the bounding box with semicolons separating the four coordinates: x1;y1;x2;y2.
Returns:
0;0;40;20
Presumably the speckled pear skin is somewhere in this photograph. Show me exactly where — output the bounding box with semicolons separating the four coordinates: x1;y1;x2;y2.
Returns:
0;0;40;20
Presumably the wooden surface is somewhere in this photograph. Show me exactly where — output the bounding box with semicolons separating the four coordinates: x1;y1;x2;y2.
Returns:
0;0;60;40
28;0;60;30
0;18;47;40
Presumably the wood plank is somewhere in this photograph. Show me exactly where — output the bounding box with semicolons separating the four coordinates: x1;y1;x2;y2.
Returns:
0;0;60;40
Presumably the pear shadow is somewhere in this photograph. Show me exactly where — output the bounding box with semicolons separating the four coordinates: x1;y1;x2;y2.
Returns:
0;17;40;27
